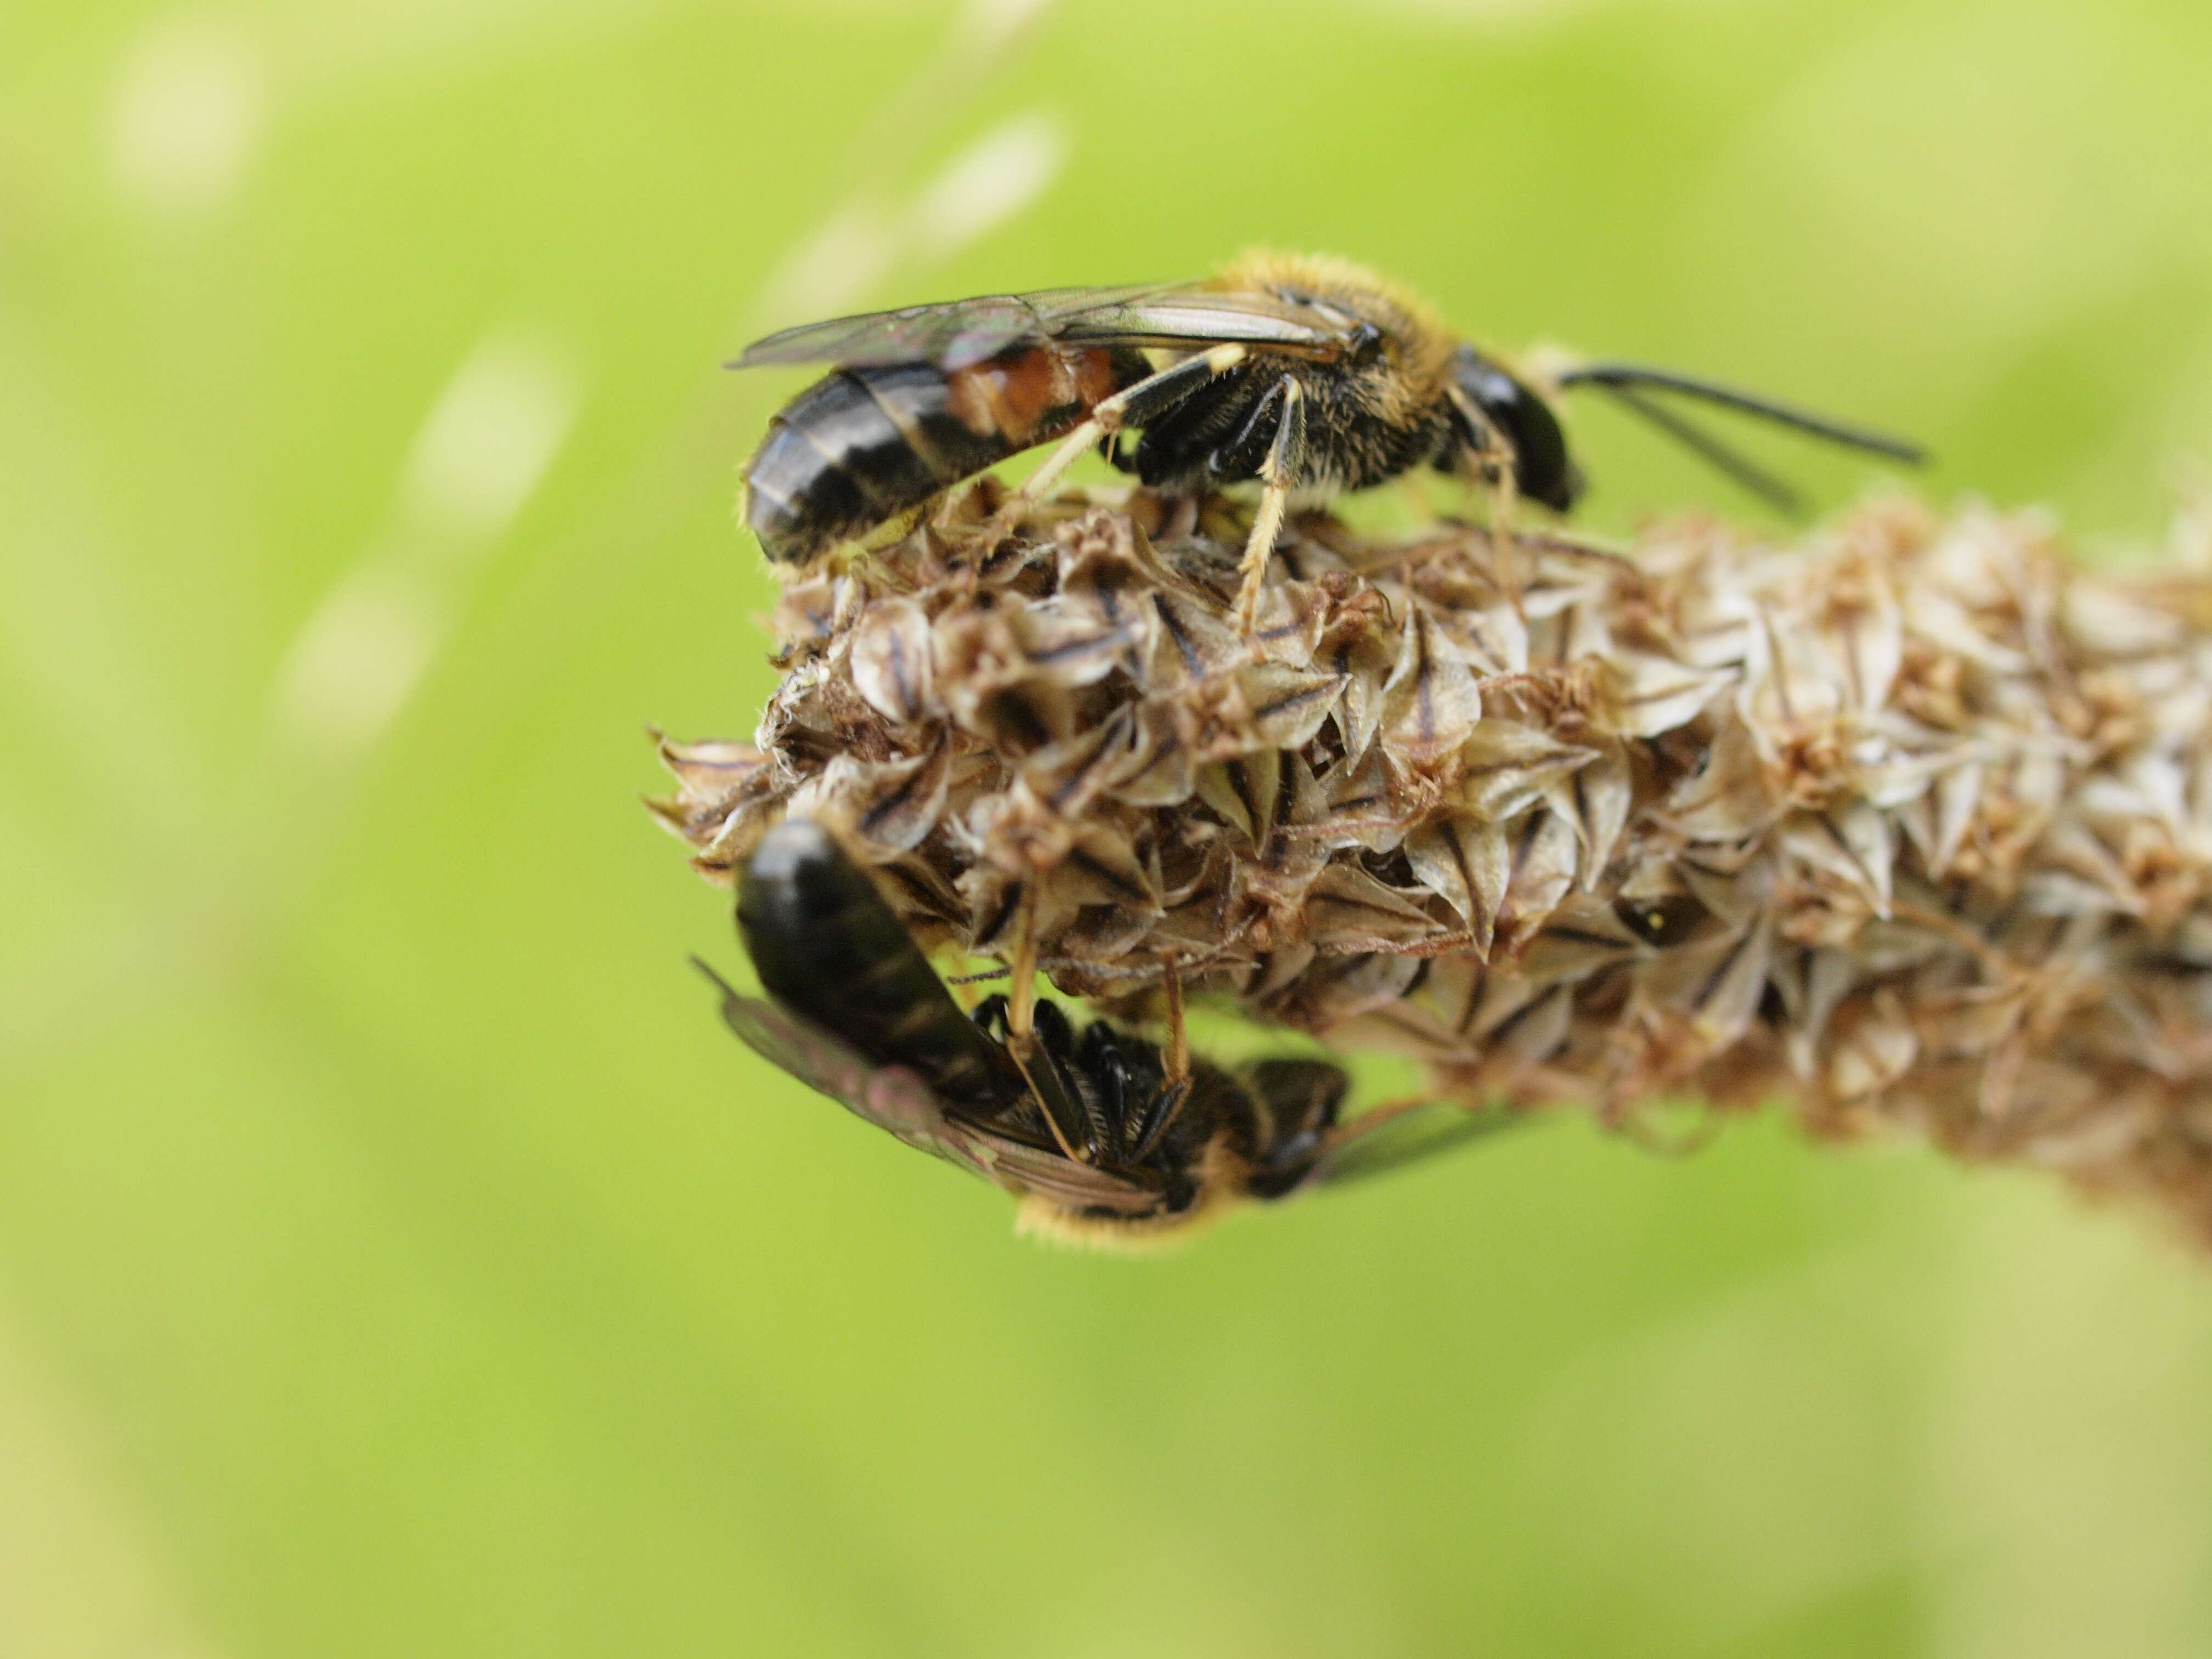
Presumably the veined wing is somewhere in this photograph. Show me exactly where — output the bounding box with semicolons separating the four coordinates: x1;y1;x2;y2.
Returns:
692;957;1162;1211
693;957;972;1165
733;284;1177;370
731;283;1359;373
1051;291;1361;356
962;1127;1171;1216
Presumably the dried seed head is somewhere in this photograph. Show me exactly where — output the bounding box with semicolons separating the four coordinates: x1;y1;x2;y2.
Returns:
654;487;2212;1246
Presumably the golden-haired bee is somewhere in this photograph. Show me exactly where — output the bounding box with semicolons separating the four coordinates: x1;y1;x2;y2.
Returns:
693;819;1505;1243
732;250;1922;622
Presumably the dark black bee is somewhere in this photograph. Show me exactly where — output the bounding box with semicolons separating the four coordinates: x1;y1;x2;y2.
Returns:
731;250;1923;623
694;818;1506;1242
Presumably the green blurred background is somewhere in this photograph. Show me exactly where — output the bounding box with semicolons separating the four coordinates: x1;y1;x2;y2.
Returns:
8;0;2212;1654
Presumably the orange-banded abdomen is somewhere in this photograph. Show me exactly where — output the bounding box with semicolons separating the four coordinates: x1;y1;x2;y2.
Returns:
742;343;1148;564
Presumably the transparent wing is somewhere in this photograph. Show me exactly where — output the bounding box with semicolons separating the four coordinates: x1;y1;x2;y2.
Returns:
963;1128;1170;1217
731;283;1359;372
733;284;1178;370
692;957;1164;1213
692;956;956;1152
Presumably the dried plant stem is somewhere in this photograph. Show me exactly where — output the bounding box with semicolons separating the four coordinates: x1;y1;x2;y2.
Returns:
654;482;2212;1245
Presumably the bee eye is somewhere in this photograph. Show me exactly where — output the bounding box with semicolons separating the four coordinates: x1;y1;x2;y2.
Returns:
1452;346;1581;512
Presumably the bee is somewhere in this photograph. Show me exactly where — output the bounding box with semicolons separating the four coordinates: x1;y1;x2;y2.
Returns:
732;250;1923;624
692;817;1506;1243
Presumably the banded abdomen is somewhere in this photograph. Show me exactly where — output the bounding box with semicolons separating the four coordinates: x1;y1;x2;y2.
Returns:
735;819;1026;1116
742;343;1149;564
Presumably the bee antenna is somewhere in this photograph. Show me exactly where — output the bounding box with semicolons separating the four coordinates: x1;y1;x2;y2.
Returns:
1558;362;1928;465
1314;1102;1524;1188
1582;381;1805;515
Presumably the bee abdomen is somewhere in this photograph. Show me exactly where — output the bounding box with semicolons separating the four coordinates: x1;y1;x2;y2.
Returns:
743;347;1142;565
736;819;1023;1110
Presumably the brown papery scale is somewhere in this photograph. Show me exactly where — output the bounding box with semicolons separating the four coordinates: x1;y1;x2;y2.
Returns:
651;480;2212;1245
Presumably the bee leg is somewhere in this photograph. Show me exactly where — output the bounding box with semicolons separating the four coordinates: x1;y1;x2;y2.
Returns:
1118;960;1195;1163
1000;345;1251;518
1125;1071;1194;1165
990;884;1101;1163
1011;1031;1099;1164
1487;457;1525;615
1004;881;1042;1045
1446;383;1527;608
1232;375;1306;634
973;989;1097;1161
1161;960;1189;1087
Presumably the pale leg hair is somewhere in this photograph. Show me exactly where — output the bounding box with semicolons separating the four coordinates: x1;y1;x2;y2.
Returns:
1011;343;1251;507
1231;375;1306;634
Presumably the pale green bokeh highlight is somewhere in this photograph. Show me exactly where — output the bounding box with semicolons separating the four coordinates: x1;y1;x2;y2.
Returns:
6;1;2212;1654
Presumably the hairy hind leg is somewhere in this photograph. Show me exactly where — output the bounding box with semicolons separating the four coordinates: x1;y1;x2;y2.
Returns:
1012;343;1251;509
1232;374;1306;634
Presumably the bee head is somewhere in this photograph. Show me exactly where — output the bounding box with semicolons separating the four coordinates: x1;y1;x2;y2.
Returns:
1448;345;1584;513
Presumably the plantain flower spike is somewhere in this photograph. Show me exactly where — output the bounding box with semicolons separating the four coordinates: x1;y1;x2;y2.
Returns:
653;479;2212;1246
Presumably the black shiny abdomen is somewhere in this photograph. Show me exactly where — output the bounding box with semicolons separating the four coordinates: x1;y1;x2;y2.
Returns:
744;366;967;565
743;348;1144;565
736;819;1026;1113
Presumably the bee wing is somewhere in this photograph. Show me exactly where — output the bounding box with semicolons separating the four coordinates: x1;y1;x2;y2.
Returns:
1308;1101;1526;1189
732;283;1359;372
960;1130;1170;1217
692;956;968;1159
732;284;1181;371
692;958;1165;1214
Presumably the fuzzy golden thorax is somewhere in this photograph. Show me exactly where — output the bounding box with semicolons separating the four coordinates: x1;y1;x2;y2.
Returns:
1207;249;1462;409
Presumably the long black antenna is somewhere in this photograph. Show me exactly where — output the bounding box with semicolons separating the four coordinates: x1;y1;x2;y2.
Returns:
1588;382;1805;515
1314;1104;1523;1188
1558;361;1927;464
